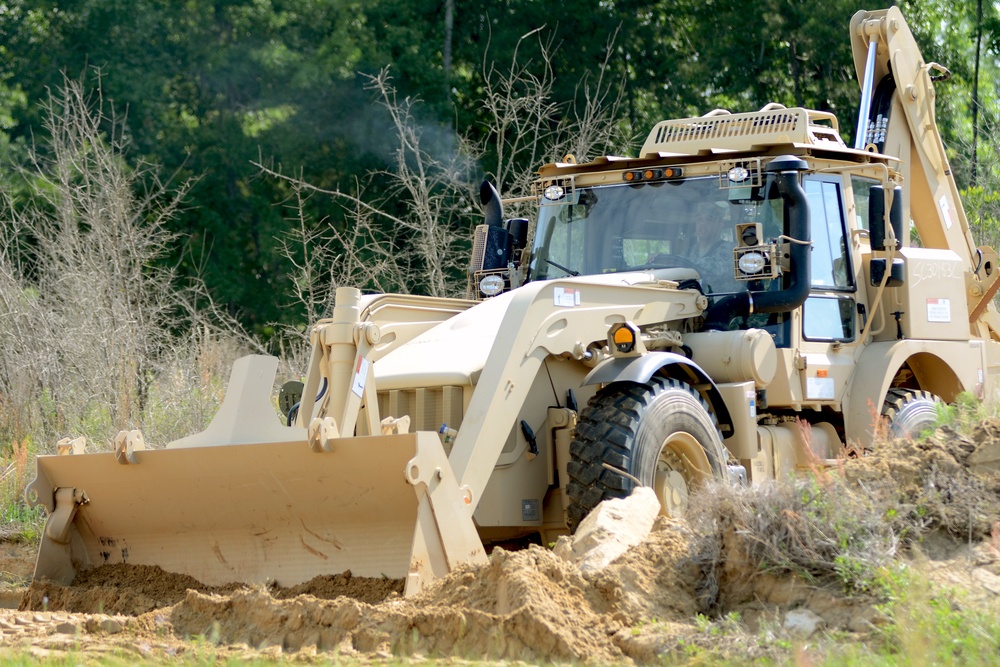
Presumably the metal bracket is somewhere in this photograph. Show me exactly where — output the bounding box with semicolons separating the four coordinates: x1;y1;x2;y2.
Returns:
114;430;146;465
380;415;411;435
969;248;1000;322
45;487;88;545
308;417;340;453
402;432;486;596
56;437;86;456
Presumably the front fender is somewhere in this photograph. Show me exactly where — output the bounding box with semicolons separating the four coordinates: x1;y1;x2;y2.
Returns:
583;352;734;436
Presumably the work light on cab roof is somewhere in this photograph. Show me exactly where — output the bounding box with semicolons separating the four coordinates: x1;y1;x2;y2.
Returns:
543;184;565;201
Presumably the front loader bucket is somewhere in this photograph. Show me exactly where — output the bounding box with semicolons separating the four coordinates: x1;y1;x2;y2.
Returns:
26;431;487;596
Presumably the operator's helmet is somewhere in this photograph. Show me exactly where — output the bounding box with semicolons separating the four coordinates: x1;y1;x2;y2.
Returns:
697;200;730;234
703;199;729;217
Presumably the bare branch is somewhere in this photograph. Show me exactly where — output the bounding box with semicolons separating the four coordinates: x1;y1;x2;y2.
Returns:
0;76;247;449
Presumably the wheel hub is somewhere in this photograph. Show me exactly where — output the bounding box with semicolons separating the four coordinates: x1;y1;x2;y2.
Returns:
653;467;689;517
652;431;712;518
654;444;690;517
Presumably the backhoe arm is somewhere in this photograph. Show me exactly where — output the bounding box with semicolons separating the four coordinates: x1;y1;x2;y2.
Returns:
850;8;1000;330
851;8;974;255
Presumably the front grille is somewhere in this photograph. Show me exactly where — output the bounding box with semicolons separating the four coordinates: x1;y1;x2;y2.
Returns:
377;385;465;434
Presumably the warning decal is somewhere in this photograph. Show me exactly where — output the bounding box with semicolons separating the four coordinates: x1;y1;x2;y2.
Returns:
351;356;370;397
926;298;951;323
554;286;581;307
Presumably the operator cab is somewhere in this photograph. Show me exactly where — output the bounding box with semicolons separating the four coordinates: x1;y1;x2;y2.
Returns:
527;172;786;308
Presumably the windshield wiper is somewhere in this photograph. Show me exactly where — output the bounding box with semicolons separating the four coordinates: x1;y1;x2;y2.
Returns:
544;258;580;277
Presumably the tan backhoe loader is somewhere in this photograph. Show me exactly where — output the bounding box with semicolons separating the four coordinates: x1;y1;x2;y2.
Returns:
26;7;1000;596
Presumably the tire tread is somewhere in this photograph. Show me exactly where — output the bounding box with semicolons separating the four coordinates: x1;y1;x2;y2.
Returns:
566;376;723;530
881;388;940;440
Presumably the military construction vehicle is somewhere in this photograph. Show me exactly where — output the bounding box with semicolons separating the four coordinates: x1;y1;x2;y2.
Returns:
26;7;1000;596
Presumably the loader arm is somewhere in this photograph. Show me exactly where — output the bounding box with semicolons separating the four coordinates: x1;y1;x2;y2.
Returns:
360;293;478;363
448;276;706;510
850;8;1000;334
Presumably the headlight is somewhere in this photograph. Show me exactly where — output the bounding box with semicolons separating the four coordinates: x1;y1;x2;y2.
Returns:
543;184;565;201
727;166;750;183
479;274;505;296
738;252;767;275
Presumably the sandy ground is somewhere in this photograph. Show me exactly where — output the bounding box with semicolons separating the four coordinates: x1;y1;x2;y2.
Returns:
2;419;999;664
0;532;1000;664
3;528;997;664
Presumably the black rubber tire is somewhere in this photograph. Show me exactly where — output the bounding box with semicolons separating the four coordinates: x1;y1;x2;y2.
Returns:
881;389;941;440
565;376;728;530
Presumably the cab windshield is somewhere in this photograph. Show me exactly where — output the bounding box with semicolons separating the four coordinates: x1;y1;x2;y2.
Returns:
529;176;785;296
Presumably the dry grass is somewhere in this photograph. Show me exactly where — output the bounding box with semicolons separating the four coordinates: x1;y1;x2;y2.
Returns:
687;411;1000;616
844;420;1000;543
0;438;39;535
0;77;252;453
0;78;253;538
690;472;902;605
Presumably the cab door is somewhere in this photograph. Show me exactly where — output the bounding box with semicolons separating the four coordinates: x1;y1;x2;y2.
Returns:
796;175;859;412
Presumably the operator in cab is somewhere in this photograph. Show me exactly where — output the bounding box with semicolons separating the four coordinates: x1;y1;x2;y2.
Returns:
688;200;738;293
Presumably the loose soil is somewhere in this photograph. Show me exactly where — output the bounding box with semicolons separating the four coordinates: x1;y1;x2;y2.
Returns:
20;565;402;616
844;420;1000;540
3;418;1000;664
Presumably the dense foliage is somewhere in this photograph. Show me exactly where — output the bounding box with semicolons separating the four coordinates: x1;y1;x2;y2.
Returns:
1;0;999;336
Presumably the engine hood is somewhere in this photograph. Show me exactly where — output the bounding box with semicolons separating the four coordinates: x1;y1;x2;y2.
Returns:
373;287;516;390
373;268;698;390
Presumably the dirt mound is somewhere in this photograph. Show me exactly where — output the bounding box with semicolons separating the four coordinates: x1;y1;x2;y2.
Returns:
844;419;1000;540
171;546;626;662
163;526;707;663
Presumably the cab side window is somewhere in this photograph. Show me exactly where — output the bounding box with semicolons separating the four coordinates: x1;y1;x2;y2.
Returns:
804;178;852;289
803;295;855;341
802;177;855;342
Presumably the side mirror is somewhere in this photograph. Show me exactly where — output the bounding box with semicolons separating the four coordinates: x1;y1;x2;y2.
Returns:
507;218;529;250
868;184;903;250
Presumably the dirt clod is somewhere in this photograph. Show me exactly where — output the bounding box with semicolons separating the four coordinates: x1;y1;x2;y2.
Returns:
275;571;403;604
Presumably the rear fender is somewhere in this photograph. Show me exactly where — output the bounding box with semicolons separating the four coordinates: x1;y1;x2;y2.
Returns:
845;340;979;445
583;352;734;437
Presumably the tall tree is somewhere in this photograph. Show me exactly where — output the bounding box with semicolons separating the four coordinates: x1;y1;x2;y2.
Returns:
1;0;997;334
973;0;983;180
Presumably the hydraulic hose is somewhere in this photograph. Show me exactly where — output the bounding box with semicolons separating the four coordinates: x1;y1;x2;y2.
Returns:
868;73;896;153
286;377;329;427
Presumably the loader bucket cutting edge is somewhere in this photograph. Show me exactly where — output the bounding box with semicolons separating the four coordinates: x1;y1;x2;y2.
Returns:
27;431;486;596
